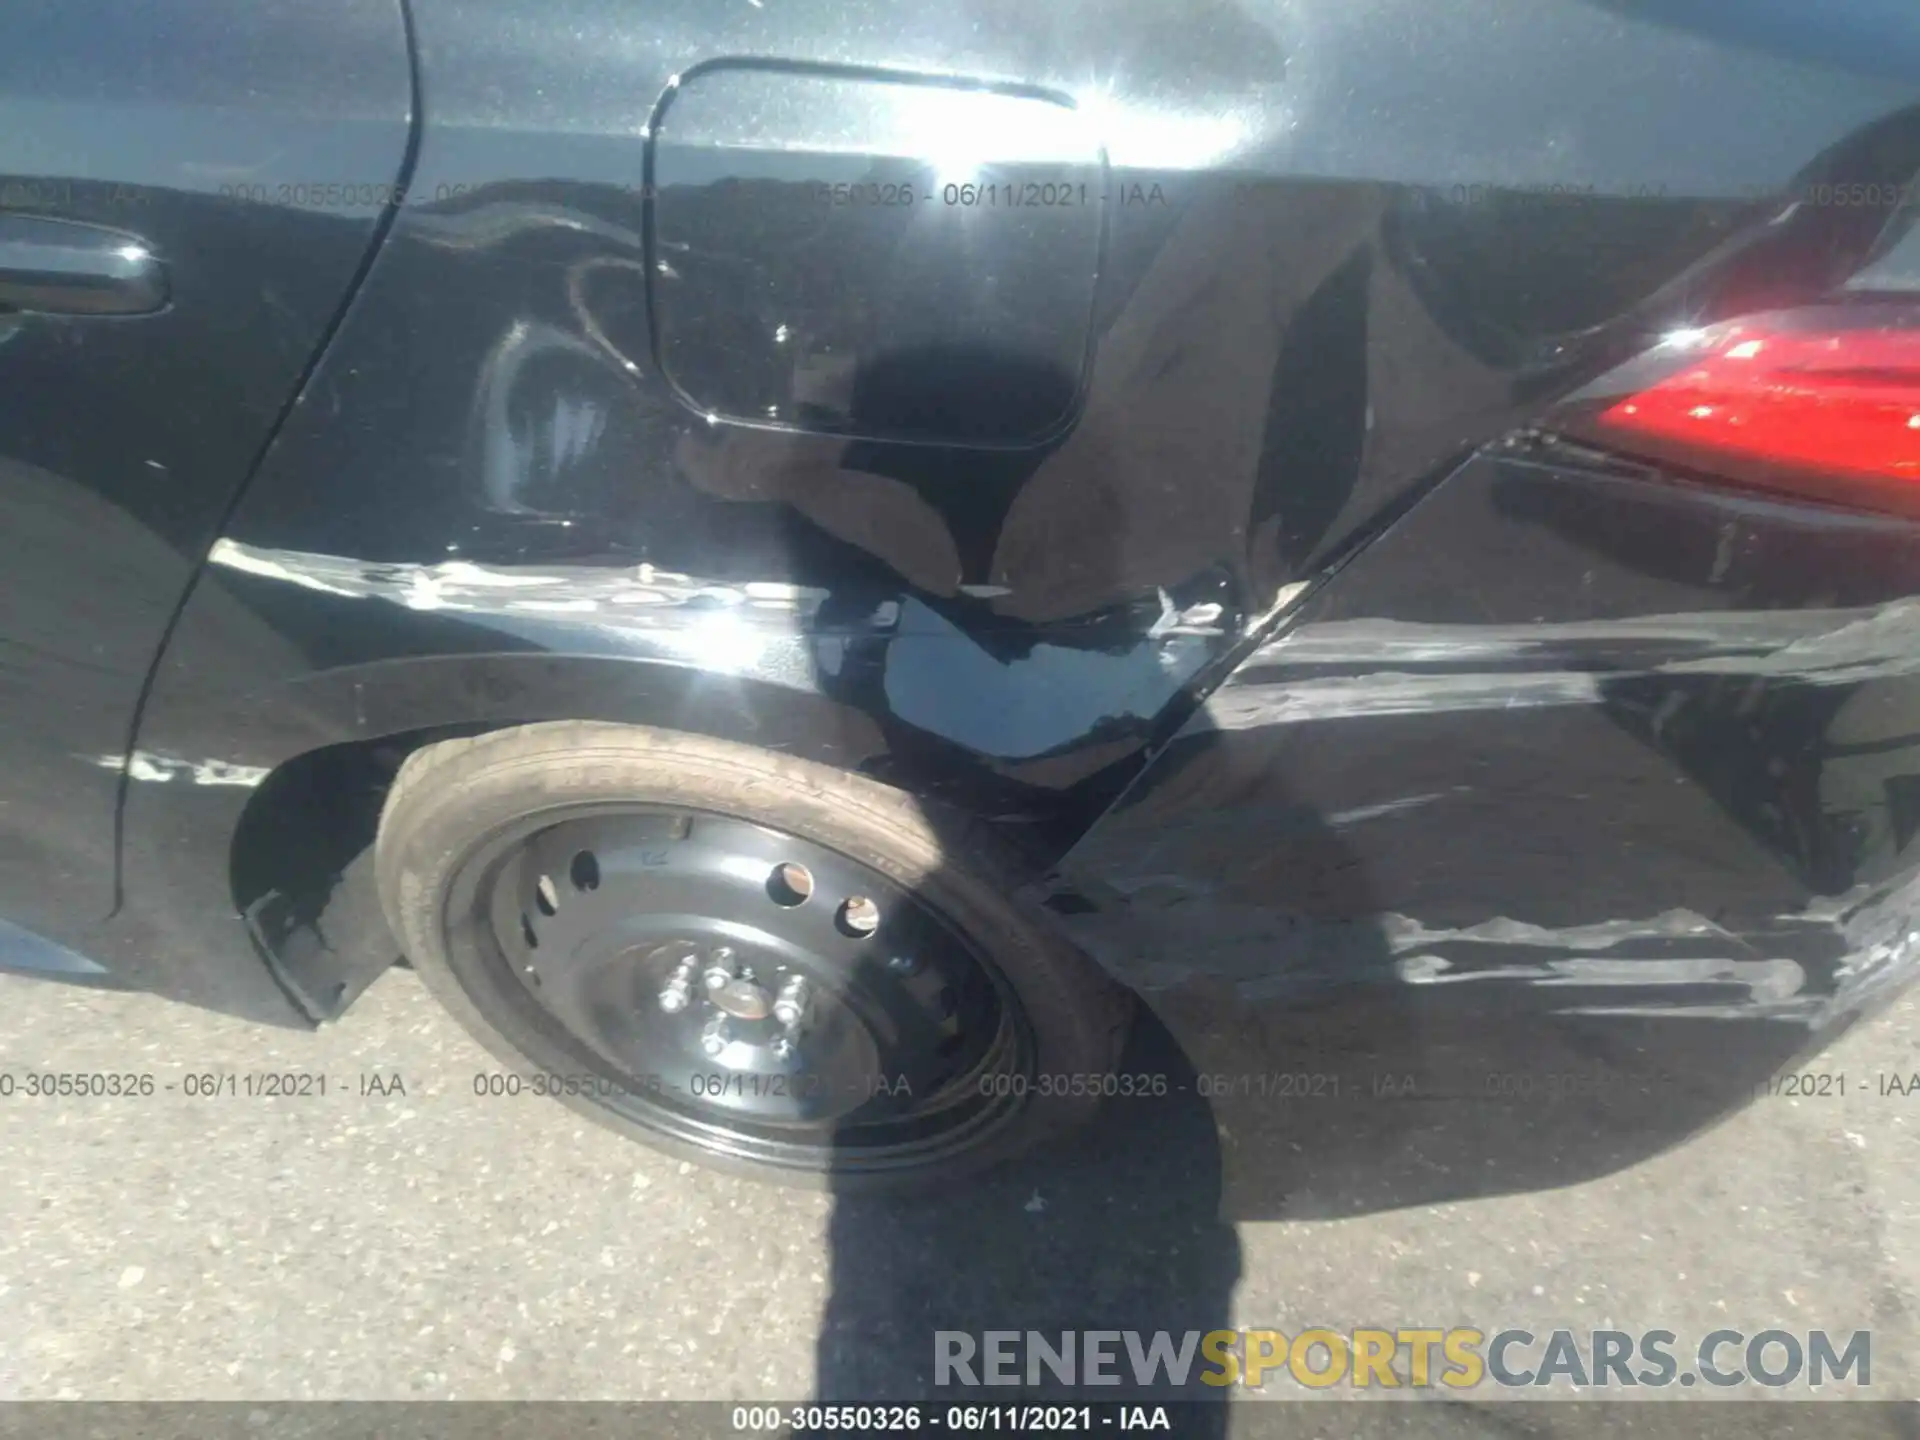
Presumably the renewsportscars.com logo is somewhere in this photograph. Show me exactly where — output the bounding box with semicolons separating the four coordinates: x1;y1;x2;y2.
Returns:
934;1328;1871;1391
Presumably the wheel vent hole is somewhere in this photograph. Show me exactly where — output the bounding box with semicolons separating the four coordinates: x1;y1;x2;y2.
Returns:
937;985;957;1017
936;1032;964;1058
521;913;540;949
837;895;880;937
767;861;814;907
570;850;601;892
535;874;559;916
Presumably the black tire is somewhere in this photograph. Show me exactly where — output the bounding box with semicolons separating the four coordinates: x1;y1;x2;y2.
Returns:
375;721;1131;1190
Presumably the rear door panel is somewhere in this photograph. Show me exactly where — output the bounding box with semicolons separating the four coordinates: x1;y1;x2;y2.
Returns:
0;0;412;935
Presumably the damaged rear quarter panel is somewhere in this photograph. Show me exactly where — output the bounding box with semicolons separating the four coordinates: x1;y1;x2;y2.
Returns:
1054;449;1920;1215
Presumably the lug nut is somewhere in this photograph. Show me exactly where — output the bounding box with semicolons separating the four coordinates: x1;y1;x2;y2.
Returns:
658;956;696;1013
770;1037;794;1061
887;954;917;975
700;1015;730;1056
773;975;811;1028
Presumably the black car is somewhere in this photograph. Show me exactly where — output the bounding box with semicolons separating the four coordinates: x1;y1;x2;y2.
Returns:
3;0;1918;1201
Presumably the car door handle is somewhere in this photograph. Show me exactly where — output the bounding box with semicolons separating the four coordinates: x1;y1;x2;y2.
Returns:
0;213;167;316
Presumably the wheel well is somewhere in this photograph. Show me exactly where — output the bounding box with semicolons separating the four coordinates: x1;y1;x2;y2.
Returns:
230;723;494;1019
228;713;1118;1022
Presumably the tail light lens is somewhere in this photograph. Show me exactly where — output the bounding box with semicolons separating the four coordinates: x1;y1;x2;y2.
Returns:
1573;305;1920;511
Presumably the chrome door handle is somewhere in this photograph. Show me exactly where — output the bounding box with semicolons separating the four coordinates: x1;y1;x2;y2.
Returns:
0;213;167;315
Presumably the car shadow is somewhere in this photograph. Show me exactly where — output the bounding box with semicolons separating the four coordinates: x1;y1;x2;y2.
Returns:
815;1011;1241;1416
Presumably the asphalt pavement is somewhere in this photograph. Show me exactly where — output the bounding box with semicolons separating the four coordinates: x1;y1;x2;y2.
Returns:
0;965;1916;1423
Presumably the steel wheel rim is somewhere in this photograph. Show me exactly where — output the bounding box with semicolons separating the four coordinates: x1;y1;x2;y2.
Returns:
440;801;1034;1174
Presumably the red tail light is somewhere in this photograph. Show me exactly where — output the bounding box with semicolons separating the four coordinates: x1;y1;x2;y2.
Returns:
1585;307;1920;506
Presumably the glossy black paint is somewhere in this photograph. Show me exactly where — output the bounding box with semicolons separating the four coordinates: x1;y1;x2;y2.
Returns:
3;0;1920;1203
0;0;412;944
1054;445;1920;1213
649;63;1105;446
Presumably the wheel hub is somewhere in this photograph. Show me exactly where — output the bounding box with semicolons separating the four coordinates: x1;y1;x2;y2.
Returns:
667;950;809;1059
709;976;770;1020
